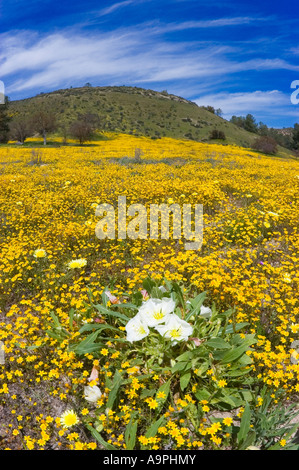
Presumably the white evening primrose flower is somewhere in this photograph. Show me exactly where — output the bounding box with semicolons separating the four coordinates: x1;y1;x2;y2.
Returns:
125;314;149;343
33;249;47;259
138;297;175;327
200;305;212;319
155;314;193;344
84;385;102;403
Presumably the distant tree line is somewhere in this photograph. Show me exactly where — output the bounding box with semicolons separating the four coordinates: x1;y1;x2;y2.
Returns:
230;113;299;154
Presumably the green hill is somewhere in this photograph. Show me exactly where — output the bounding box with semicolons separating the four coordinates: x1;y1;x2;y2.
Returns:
9;85;265;148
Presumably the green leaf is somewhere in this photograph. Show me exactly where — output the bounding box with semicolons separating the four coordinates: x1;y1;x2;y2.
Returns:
70;342;101;355
69;308;75;331
185;291;207;321
131;291;143;307
101;288;109;308
107;370;123;410
175;350;194;362
140;389;156;399
142;277;156;295
224;368;252;377
180;371;191;391
240;390;253;403
222;322;250;334
46;329;70;341
205;337;231;349
145;416;165;439
69;329;103;355
194;388;211;402
125;417;138;450
214;393;239;408
151;286;164;299
170;282;185;312
238;430;256;450
220;335;256;364
93;304;129;324
171;361;190;373
78;323;119;334
86;424;117;450
115;302;139;310
49;311;61;327
237;402;251;446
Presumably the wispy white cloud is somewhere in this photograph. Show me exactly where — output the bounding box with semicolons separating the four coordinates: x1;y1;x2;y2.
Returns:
148;16;271;34
2;24;298;98
194;90;293;120
97;0;138;17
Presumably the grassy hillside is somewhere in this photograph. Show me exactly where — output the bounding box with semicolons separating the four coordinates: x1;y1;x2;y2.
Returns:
10;85;263;148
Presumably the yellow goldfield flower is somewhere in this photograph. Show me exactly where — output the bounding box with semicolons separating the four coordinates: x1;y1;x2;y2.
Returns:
222;417;233;426
217;379;227;388
146;398;159;409
100;348;109;356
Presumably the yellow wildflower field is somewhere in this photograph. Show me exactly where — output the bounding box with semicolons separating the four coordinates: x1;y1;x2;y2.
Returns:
0;133;298;450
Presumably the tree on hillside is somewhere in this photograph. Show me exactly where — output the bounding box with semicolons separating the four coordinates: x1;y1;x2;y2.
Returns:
77;113;100;130
230;114;258;133
244;114;258;133
0;96;11;143
252;135;278;154
203;105;216;114
209;129;226;140
69;113;100;144
9;116;32;144
69;120;94;145
30;110;57;145
257;122;269;136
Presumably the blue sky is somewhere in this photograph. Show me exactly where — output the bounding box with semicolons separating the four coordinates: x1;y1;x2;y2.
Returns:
1;0;299;127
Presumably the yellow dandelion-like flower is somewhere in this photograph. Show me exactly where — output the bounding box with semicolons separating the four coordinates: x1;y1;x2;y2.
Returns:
67;258;87;269
33;249;47;259
60;409;79;428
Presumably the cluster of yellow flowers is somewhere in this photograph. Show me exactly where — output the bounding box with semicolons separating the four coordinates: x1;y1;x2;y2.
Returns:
0;133;298;449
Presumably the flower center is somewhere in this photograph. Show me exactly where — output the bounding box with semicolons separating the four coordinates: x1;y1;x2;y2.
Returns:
136;325;146;335
153;310;164;320
169;328;181;339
